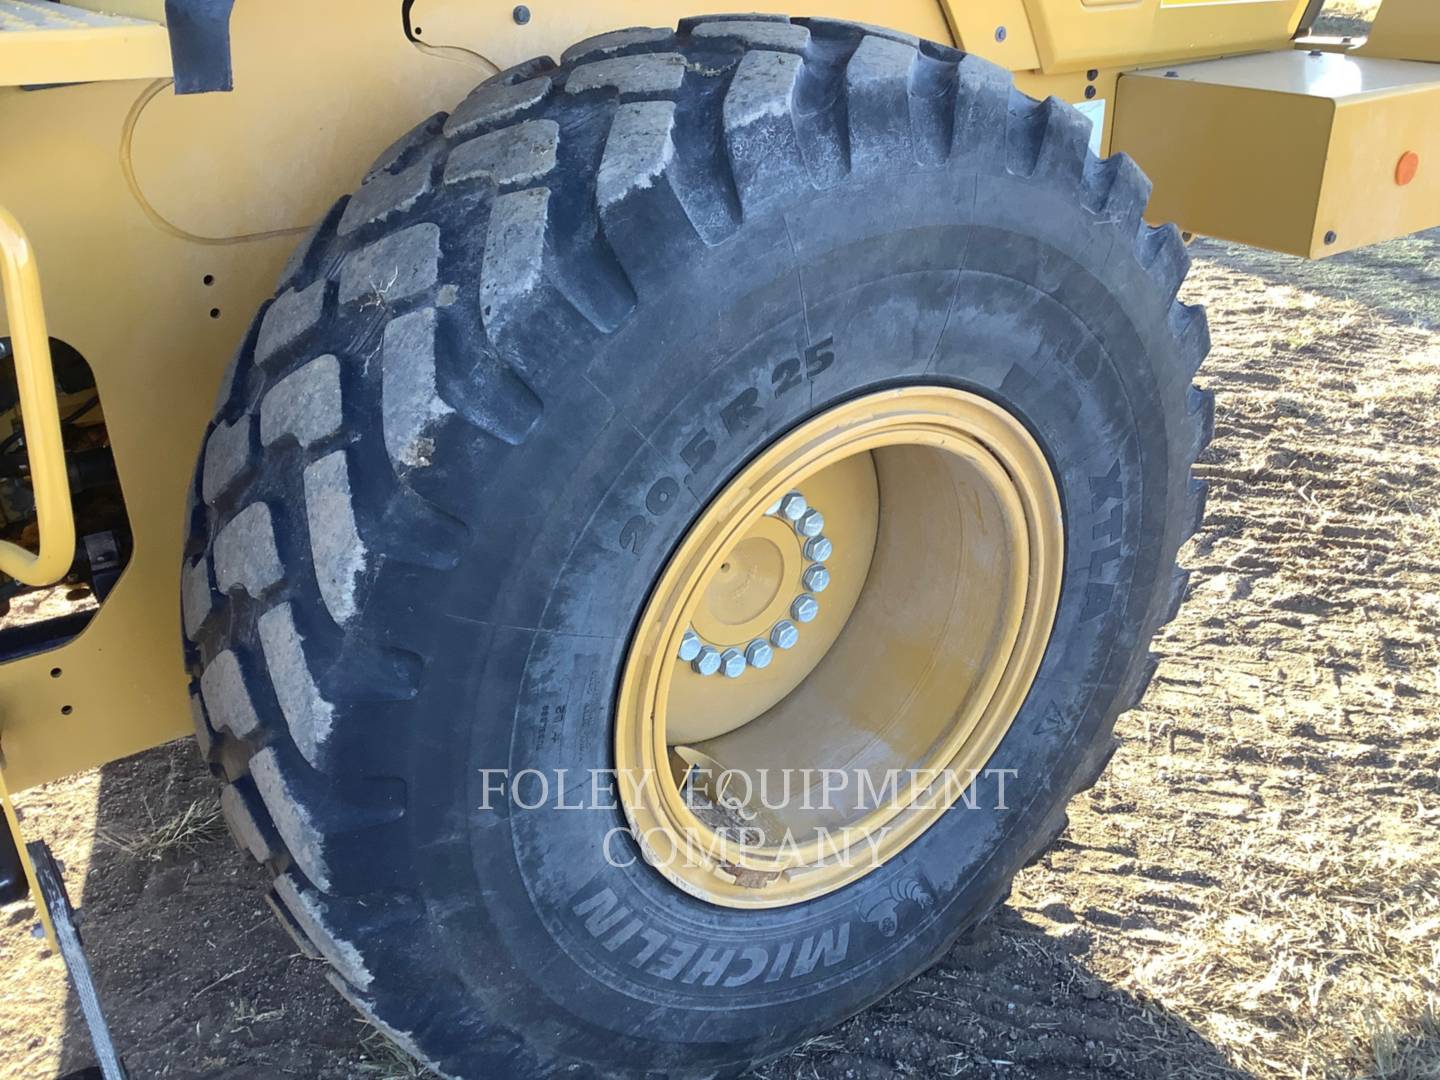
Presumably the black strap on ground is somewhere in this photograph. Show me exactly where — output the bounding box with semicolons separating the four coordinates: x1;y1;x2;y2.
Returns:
163;0;237;94
27;842;129;1080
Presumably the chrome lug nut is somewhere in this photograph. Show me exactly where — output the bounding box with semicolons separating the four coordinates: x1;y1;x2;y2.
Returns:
771;620;800;650
719;648;747;679
802;564;831;593
765;497;783;516
779;492;808;522
796;508;825;538
803;535;833;562
677;628;703;663
745;638;774;669
791;594;820;623
692;646;722;676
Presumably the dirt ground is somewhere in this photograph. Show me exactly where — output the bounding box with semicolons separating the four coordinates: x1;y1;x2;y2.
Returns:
6;5;1437;1079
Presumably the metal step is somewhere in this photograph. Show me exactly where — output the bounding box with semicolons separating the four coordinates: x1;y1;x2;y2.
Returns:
0;0;152;32
0;0;171;87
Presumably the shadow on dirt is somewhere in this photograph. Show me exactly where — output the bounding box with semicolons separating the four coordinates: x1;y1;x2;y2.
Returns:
50;741;368;1080
752;902;1251;1080
47;743;1250;1079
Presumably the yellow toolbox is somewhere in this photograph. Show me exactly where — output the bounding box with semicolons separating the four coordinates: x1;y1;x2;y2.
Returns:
1113;49;1440;257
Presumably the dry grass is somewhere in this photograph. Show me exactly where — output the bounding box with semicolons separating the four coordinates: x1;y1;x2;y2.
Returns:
1107;818;1439;1077
1313;0;1380;36
228;993;286;1029
1369;1006;1440;1080
356;1026;441;1080
1318;0;1381;22
1008;41;1433;1080
1013;235;1440;1080
95;795;225;861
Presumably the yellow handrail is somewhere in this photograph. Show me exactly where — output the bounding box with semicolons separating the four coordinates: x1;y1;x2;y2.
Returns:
0;205;75;586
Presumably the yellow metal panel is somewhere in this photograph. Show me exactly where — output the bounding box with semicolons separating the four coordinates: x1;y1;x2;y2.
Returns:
1360;0;1440;63
1320;87;1440;255
1013;67;1121;153
938;0;1041;72
408;0;956;73
1112;51;1440;257
128;1;481;239
1143;49;1440;94
0;79;260;792
0;206;75;586
0;0;171;87
1020;0;1311;75
1115;67;1328;255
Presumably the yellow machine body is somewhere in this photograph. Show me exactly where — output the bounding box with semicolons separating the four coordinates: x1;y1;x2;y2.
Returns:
1114;50;1440;257
0;0;1436;819
1359;0;1440;62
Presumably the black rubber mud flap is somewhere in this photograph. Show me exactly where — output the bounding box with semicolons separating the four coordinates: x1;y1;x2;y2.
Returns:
164;0;235;94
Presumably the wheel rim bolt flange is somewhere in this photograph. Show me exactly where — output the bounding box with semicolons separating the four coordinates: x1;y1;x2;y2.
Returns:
719;648;747;678
771;620;800;649
791;594;820;623
802;564;831;593
803;535;833;562
796;508;825;538
692;646;721;676
678;628;703;663
778;492;808;522
745;638;774;669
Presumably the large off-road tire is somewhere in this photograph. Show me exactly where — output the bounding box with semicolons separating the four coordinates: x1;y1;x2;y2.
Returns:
183;16;1210;1079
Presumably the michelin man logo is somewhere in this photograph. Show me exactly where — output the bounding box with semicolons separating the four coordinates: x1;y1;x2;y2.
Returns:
861;878;935;938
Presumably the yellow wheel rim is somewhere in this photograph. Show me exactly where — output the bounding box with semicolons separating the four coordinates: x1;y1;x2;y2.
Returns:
615;387;1064;908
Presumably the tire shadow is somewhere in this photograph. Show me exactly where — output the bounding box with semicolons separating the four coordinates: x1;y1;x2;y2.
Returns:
751;903;1251;1080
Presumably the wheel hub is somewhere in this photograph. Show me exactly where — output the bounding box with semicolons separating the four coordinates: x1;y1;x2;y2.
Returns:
684;489;841;674
667;455;879;745
690;519;799;650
